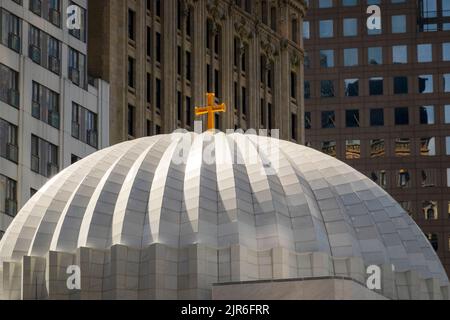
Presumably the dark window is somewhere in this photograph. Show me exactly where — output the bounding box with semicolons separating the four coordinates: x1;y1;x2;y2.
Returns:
146;73;151;103
128;57;135;88
242;87;247;116
304;81;311;99
177;91;182;122
344;79;359;96
156;79;161;110
0;8;22;53
0;118;18;163
146;120;152;136
0;63;19;107
68;47;86;88
71;154;81;164
128;105;135;136
31;81;60;129
30;134;59;178
214;69;220;98
156;32;161;63
320;80;335;98
186;51;191;81
270;7;277;31
370;108;384;126
155;0;161;17
369;77;383;95
71;103;98;148
0;174;17;217
290;72;297;99
305;112;311;129
177;46;181;76
321;111;336;128
291;113;297;140
186;96;192;126
155;124;161;134
395;107;409;125
346;109;360;128
394;76;408;94
128;9;135;40
147;27;151;57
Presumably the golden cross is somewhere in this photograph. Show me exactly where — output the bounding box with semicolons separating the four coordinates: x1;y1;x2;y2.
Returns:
195;93;226;131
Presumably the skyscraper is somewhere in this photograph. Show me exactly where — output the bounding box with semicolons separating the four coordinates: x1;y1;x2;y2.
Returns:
87;0;306;145
303;0;450;274
0;0;110;239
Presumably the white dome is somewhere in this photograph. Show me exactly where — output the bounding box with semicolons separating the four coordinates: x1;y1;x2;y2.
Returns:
0;132;448;299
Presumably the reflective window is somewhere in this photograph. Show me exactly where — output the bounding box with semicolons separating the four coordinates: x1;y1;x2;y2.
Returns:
421;169;437;187
305;112;311;129
370;139;385;158
319;0;333;8
343;18;357;36
370;108;384;126
421;0;437;18
446;136;450;155
321;111;336;128
320;80;335;97
346;109;360;127
394;76;408;94
444;1;450;17
417;44;432;62
0;173;17;217
369;77;383;95
319;20;334;38
423;201;438;220
344;48;358;66
392;15;406;33
444;74;450;92
344;79;359;96
370;170;387;189
342;0;357;6
368;25;382;35
395;107;409;125
399;201;413;216
320;50;334;67
419;106;435;124
397;169;411;187
321;141;336;157
393;45;407;64
346;140;361;159
445;105;450;124
418;75;433;93
447;168;450;187
443;43;450;61
303;21;310;39
420;137;436;156
368;0;380;4
395;138;411;157
368;47;383;65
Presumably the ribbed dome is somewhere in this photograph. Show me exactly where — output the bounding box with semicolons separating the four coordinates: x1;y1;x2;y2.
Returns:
0;132;448;290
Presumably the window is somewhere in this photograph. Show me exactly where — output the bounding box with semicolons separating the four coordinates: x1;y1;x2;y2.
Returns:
370;108;384;126
241;87;247;116
344;79;359;97
0;63;19;108
319;0;332;8
291;18;298;43
369;77;383;95
395;138;411;157
427;233;438;251
270;7;277;31
303;21;310;39
186;51;191;81
417;44;432;62
305;112;311;129
128;105;135;137
422;168;437;186
147;27;152;58
31;134;59;178
156;32;161;63
418;75;433;93
343;18;357;36
394;76;408;94
128;57;135;89
391;15;406;33
320;50;334;67
290;72;297;99
320;80;335;97
29;25;61;74
346;109;360;128
368;47;382;65
71;103;98;148
69;2;86;42
392;45;407;64
370;170;387;189
421;0;437;18
423;201;438;220
447;168;450;187
370;139;385;158
71;154;81;164
186;96;192;127
319;20;333;38
0;174;17;217
304;81;311;99
0;119;18;163
397;169;411;187
30;0;61;27
291;113;297;141
321;111;336;128
0;8;22;53
446;136;450;155
146;73;151;103
346;140;361;159
445;105;450;124
31;81;60;128
444;74;450;92
156;78;161;110
68;47;86;88
395;107;409;125
321;141;336;157
344;48;358;66
420;137;436;156
419;106;435;124
443;43;450;61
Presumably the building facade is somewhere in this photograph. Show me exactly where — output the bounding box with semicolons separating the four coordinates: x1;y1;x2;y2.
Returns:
0;0;109;239
303;0;450;274
87;0;306;145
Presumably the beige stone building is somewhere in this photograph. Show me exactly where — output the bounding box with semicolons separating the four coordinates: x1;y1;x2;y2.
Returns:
88;0;306;145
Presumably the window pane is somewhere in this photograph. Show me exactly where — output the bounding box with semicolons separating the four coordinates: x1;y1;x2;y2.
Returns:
397;169;411;187
394;76;408;94
392;15;406;33
369;77;383;95
417;44;432;62
393;45;407;64
423;201;438;221
443;43;450;61
343;0;357;6
320;80;335;97
446;136;450;155
344;79;359;96
370;170;387;188
343;18;357;36
321;141;336;157
320;50;334;67
447;168;450;187
319;20;334;38
395;107;409;125
370;139;385;158
444;0;450;17
345;109;360;127
419;106;435;124
303;21;310;39
344;48;358;66
421;0;437;18
444;74;450;92
321;111;336;128
420;137;436;156
368;47;382;65
370;108;384;126
418;75;433;93
445;105;450;124
319;0;333;8
346;140;360;159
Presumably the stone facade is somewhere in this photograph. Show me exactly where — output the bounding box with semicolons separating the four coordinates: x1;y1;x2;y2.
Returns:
88;0;306;145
